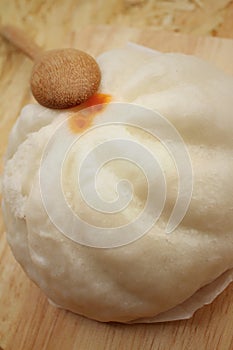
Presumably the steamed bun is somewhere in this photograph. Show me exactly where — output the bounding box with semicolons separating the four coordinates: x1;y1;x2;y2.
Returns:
2;45;233;322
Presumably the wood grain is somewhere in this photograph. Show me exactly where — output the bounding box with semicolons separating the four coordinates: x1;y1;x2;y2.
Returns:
0;26;233;350
0;0;233;39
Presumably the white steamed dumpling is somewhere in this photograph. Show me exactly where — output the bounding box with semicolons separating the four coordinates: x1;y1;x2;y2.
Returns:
2;45;233;322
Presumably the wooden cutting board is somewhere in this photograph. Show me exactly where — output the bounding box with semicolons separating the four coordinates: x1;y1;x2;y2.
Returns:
0;26;233;350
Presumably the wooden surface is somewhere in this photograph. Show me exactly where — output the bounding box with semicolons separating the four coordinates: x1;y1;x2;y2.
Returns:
0;0;233;39
0;26;233;350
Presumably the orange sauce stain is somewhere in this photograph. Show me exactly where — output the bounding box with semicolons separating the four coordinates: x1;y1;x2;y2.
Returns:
69;93;112;133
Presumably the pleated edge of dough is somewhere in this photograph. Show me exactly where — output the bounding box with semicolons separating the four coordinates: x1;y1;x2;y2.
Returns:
129;268;233;323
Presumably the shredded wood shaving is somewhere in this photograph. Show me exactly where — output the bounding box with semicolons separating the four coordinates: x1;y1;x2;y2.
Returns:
0;0;232;39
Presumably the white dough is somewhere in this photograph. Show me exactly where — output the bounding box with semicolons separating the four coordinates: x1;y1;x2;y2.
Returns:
2;46;233;322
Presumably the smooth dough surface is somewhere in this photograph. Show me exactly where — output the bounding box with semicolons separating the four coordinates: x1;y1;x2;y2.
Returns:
2;46;233;322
